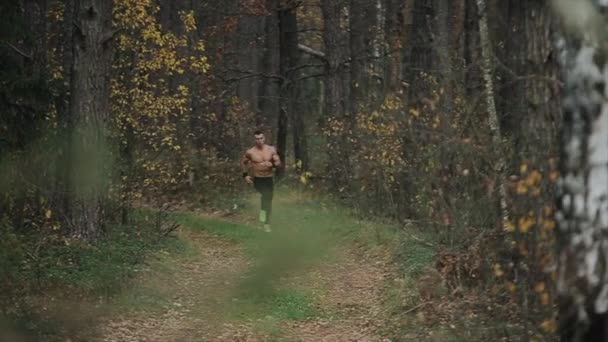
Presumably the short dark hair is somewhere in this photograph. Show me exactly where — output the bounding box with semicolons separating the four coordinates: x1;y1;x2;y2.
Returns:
254;130;264;135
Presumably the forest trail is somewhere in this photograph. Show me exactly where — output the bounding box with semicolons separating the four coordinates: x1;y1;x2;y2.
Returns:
99;192;396;342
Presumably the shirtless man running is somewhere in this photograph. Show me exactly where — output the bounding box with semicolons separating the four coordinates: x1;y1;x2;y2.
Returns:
240;130;281;232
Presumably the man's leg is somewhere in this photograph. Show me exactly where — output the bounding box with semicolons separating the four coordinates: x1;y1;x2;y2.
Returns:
261;185;273;224
259;178;274;232
253;178;265;223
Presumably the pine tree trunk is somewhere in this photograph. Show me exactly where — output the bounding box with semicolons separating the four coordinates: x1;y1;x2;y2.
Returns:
384;0;402;94
321;0;350;189
68;0;114;241
276;1;299;178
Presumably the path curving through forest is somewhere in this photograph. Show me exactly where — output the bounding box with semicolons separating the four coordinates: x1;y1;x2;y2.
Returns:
100;192;396;342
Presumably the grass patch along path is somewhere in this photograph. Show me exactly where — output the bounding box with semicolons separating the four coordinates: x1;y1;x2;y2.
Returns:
99;191;397;341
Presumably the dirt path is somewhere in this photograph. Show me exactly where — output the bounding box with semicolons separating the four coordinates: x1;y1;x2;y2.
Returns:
100;215;394;342
282;246;392;342
100;231;262;342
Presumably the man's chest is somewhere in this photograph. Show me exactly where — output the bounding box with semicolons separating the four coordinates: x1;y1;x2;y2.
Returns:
249;148;272;162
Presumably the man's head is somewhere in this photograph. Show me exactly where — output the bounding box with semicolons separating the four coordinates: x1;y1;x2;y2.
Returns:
254;130;265;148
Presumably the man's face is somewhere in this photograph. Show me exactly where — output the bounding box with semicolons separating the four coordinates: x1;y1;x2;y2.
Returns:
254;134;265;147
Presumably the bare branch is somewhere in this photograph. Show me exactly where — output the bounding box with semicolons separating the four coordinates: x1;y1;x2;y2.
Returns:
288;63;324;73
2;41;32;60
298;44;327;62
101;28;121;46
222;68;284;82
297;73;325;82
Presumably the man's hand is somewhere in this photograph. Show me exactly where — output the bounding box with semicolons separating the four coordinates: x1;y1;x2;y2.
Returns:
244;175;253;184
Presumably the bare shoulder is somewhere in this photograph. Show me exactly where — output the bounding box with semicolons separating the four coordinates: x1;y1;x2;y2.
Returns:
267;145;277;154
244;147;254;157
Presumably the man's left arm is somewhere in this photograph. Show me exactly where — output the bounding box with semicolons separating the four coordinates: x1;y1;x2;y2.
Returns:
272;147;281;168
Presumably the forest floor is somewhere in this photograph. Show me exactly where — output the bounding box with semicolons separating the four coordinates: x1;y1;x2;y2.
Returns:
97;190;402;342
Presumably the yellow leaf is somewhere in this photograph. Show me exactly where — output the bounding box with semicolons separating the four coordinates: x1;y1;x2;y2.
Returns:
494;263;504;277
518;217;535;233
504;220;515;232
516;181;528;194
534;282;546;293
549;171;559;183
541;293;550;305
299;175;308;184
45;209;52;219
542;220;556;232
540;319;557;333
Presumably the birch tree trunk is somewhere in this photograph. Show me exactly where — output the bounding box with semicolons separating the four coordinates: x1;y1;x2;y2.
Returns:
476;0;509;230
553;1;608;340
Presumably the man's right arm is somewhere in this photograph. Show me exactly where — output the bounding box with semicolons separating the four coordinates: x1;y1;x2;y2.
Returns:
240;151;250;173
240;151;253;183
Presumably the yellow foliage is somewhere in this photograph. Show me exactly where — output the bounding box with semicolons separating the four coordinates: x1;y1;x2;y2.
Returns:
549;170;559;183
541;220;556;232
516;181;528;194
534;282;546;293
518;216;535;233
504;220;516;232
520;163;528;174
540;293;550;306
494;263;504;277
111;0;210;195
540;319;557;333
180;10;197;32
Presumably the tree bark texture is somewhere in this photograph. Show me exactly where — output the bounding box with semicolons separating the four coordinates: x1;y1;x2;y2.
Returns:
321;0;351;189
476;0;509;232
554;1;608;339
68;0;114;241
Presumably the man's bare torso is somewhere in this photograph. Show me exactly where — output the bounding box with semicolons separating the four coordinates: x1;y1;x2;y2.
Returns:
245;145;276;178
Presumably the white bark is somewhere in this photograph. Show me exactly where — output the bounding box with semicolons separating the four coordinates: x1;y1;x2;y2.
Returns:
553;0;608;339
476;0;509;230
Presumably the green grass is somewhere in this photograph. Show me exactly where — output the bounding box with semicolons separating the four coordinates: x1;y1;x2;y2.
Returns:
41;223;185;297
174;190;383;325
396;235;436;278
0;210;187;341
229;287;321;321
174;214;259;242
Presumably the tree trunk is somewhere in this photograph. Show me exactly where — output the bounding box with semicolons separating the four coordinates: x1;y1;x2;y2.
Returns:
502;0;559;161
321;0;350;189
68;0;114;241
553;1;608;340
476;0;508;231
258;3;280;130
276;1;299;178
384;0;403;94
464;0;481;99
349;0;374;113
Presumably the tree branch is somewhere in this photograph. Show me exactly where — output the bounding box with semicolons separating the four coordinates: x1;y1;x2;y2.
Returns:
288;63;324;73
297;73;325;82
2;41;32;60
101;28;121;46
298;44;326;62
222;68;284;82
